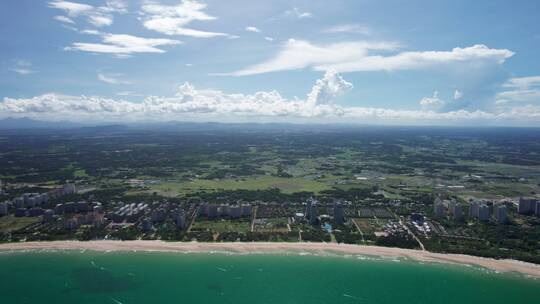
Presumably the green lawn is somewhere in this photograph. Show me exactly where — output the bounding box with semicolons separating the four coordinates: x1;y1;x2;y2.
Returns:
0;215;40;232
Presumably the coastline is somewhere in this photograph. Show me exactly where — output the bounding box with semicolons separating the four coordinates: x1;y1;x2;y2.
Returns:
1;241;539;278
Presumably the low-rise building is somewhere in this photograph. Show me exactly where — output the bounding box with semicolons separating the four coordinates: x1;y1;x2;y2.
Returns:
42;209;55;222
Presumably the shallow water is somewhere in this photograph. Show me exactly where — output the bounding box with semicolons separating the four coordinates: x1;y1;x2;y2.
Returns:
0;251;538;304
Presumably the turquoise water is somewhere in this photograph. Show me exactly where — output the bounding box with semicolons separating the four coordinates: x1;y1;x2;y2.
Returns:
0;251;538;304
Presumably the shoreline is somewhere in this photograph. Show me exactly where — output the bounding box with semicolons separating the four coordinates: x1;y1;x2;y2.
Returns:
1;241;539;278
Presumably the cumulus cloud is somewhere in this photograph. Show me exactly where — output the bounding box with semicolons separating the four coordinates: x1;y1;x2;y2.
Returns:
66;33;182;55
420;91;445;111
264;37;274;42
98;73;131;85
140;0;229;38
223;40;514;76
495;76;540;105
2;72;539;125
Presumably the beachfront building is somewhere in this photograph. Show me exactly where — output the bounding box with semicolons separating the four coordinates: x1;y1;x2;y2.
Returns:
306;199;318;225
334;201;345;225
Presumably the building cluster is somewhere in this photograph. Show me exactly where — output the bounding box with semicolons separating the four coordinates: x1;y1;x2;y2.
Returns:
0;184;77;220
433;198;464;221
469;200;507;222
198;203;252;219
108;202;149;223
518;197;540;216
141;206;187;232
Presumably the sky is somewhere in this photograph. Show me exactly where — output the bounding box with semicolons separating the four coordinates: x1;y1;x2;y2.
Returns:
1;0;540;125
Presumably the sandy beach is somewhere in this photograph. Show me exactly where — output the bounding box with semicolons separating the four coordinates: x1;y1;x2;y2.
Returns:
1;241;539;278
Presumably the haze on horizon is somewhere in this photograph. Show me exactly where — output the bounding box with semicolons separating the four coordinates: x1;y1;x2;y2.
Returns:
1;0;540;126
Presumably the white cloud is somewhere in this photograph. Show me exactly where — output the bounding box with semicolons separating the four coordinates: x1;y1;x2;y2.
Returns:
2;72;539;125
48;1;93;17
224;40;514;76
66;33;182;55
245;26;261;33
502;76;540;89
323;24;372;35
454;89;463;100
221;39;399;76
99;0;128;14
140;0;229;38
420;91;445;111
286;7;312;19
264;37;274;42
10;60;36;75
49;0;127;27
306;70;353;107
98;73;131;85
54;15;76;24
496;76;540;104
87;14;113;27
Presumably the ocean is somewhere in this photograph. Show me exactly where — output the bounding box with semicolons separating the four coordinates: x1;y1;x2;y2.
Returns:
0;251;537;304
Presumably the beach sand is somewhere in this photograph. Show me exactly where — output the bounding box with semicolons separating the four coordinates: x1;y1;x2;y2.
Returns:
1;241;539;278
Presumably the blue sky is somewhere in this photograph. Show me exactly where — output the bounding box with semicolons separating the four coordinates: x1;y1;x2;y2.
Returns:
1;0;540;125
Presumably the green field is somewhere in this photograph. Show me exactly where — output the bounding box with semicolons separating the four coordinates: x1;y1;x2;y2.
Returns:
145;176;332;196
191;219;251;233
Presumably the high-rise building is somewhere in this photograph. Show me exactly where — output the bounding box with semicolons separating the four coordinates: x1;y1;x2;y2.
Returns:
469;201;480;219
306;199;318;225
478;204;490;221
536;201;540;217
518;198;537;214
0;202;8;216
173;210;186;229
434;200;446;218
241;204;252;217
495;205;508;223
334;201;345;225
452;204;464;221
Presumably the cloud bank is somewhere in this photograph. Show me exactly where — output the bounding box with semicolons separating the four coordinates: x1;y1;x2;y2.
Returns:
2;72;539;125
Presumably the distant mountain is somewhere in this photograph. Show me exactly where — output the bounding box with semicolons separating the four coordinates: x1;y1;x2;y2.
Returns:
0;117;83;129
